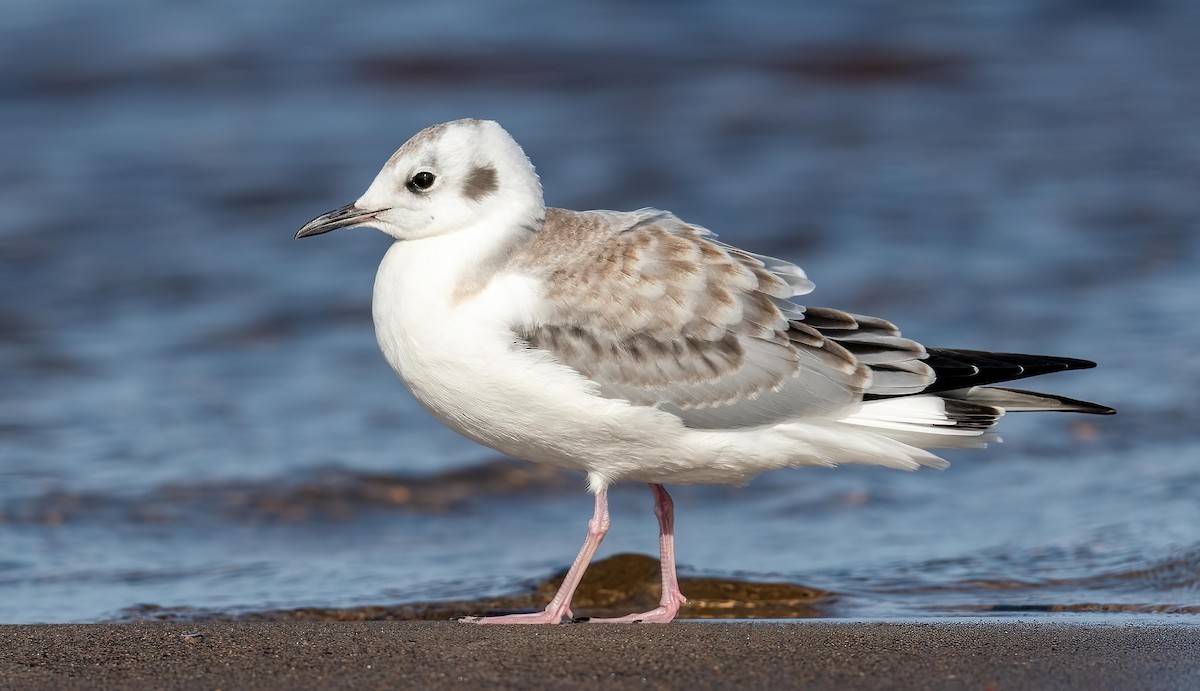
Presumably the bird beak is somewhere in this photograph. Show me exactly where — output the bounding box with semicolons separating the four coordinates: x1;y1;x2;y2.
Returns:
295;203;386;239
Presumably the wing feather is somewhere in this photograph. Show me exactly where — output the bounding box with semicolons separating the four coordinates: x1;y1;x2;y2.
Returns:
511;208;934;429
508;208;1110;433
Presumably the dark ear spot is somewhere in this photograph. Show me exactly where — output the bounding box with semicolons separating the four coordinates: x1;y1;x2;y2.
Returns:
462;165;499;201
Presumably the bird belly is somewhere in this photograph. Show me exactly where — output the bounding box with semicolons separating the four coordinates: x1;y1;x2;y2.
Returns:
368;241;865;487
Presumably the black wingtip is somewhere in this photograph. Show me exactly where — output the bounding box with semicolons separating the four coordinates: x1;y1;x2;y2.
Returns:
1033;391;1116;415
1088;402;1117;415
909;349;1106;396
1049;356;1097;371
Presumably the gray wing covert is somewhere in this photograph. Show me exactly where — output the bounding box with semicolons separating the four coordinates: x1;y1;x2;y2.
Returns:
514;208;933;429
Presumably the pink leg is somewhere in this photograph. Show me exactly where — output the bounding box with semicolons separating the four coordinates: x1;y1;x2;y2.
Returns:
587;483;687;624
461;488;610;624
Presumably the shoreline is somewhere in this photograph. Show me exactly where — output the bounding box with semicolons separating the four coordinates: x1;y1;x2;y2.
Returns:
3;618;1198;690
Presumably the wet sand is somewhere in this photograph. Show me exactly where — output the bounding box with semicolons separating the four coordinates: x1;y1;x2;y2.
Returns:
3;620;1197;690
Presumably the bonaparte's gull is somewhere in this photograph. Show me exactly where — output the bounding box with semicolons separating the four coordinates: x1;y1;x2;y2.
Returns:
296;119;1113;624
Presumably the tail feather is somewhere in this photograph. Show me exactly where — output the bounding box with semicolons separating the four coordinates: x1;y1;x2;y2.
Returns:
839;395;1003;450
834;347;1111;463
941;386;1116;415
840;382;1112;453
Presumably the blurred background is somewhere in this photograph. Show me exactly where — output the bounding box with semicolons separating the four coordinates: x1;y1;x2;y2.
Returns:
1;1;1198;623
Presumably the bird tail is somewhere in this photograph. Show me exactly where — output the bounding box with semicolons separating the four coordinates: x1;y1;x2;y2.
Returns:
937;385;1115;415
840;385;1112;451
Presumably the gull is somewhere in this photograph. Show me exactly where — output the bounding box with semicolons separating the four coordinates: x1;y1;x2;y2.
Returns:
296;118;1114;624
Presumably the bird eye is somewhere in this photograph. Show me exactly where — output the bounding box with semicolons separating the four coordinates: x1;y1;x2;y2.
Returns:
407;171;436;192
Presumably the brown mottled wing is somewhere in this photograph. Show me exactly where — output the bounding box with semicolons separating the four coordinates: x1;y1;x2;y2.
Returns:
512;208;933;429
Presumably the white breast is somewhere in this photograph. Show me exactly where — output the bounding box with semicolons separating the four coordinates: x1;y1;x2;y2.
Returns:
370;232;692;480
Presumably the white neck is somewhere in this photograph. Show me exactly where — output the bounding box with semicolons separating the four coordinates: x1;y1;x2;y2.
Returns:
371;204;542;355
368;208;554;452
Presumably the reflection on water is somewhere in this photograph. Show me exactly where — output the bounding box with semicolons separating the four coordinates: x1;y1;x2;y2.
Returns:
2;1;1199;623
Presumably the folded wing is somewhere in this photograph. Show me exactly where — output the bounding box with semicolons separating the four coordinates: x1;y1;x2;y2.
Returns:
512;208;936;429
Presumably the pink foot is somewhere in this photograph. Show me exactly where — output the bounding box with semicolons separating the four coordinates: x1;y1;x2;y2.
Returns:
461;604;572;625
583;599;684;624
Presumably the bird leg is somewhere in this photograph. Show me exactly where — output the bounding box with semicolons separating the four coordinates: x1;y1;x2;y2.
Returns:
461;488;610;624
586;483;687;624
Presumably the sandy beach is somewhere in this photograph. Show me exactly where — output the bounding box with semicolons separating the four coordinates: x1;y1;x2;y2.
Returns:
3;619;1197;690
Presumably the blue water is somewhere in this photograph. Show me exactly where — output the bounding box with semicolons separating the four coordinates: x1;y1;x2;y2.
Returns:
2;1;1199;623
